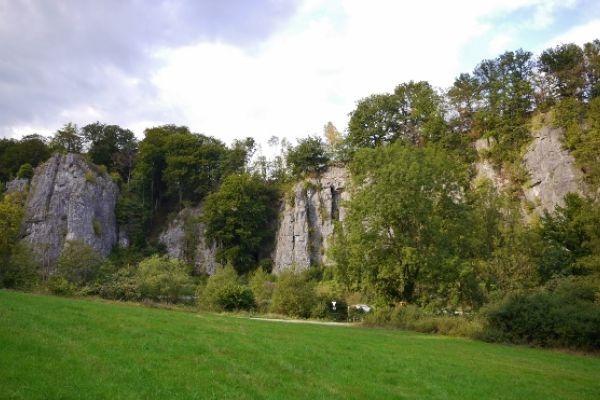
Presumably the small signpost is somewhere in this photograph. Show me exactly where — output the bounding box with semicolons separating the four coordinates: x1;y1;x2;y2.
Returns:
331;300;337;311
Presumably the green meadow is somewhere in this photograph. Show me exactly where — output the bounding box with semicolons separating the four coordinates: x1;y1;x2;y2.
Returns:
1;290;599;399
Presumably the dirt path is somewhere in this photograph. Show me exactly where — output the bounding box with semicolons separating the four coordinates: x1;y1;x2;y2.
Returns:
248;317;354;327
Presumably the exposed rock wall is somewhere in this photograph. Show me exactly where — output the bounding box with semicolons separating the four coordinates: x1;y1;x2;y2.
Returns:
6;178;29;194
523;127;585;214
20;154;118;267
473;137;509;190
159;205;218;275
273;166;349;273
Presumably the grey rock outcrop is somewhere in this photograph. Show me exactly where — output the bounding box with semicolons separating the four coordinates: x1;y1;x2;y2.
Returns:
21;154;118;267
6;178;29;194
523;127;585;214
159;205;218;275
473;137;509;190
273;166;349;273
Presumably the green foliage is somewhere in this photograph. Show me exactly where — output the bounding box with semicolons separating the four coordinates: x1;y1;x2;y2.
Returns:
99;266;141;301
203;173;278;274
132;125;232;209
92;218;102;237
81;122;138;181
47;276;77;296
56;241;104;286
16;163;33;179
50;123;83;154
198;265;255;311
84;171;96;183
347;81;448;149
482;277;600;350
1;242;39;289
270;270;317;318
249;268;275;312
363;304;483;338
539;43;586;100
0;134;50;183
332;142;475;305
0;192;25;284
538;193;600;276
136;255;194;303
285;135;329;177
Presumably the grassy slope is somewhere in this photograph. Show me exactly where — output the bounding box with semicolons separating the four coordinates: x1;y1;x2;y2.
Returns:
1;291;599;400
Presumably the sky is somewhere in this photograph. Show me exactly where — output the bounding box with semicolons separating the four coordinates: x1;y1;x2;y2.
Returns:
1;0;600;153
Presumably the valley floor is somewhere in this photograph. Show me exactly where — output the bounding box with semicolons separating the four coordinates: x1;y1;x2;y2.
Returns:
1;290;599;399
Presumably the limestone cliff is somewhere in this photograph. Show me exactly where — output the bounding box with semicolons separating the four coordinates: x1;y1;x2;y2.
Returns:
159;205;218;275
523;127;585;214
474;127;586;214
20;154;118;267
273;166;349;273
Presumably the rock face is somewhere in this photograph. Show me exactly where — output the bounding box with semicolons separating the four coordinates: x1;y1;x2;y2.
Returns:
473;137;509;190
20;154;118;267
159;205;218;275
6;178;29;194
273;166;349;273
523;127;585;214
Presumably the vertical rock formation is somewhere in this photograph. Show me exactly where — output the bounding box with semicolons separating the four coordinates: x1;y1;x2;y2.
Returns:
159;205;218;275
523;127;585;214
273;166;349;273
20;154;118;268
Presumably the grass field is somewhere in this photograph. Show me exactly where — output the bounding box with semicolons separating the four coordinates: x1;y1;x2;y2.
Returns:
1;290;599;399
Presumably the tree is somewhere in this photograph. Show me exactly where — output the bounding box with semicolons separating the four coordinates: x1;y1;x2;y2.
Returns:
198;264;255;310
347;93;400;148
203;173;279;275
323;122;345;161
447;73;481;133
270;270;317;318
539;43;586;100
136;255;194;303
81;122;138;182
584;40;600;99
285;135;329;177
331;142;473;305
56;240;104;286
0;193;25;287
347;81;448;151
50;123;83;153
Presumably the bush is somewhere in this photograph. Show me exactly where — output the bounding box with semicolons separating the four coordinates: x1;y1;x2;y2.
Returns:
17;163;34;179
136;255;195;303
270;270;317;318
363;304;483;338
56;240;104;286
312;297;348;321
1;242;39;289
47;276;77;296
482;278;600;350
249;268;275;312
198;265;255;311
99;267;141;301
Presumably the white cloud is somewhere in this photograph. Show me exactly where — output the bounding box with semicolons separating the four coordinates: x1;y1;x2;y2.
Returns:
136;0;598;150
541;18;600;50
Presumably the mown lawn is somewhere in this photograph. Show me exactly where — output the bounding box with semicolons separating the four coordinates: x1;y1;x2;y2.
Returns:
1;290;599;399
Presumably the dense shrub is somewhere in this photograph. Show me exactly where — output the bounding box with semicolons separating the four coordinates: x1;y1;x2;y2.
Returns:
47;276;77;296
1;242;39;289
482;277;600;350
56;240;104;286
249;268;275;312
311;297;349;321
16;163;33;179
363;304;483;338
198;265;255;311
270;270;317;318
136;255;195;303
99;267;141;301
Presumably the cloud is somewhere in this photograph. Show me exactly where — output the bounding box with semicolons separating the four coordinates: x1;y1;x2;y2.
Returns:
0;0;300;137
542;18;600;49
1;0;598;152
152;0;584;149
